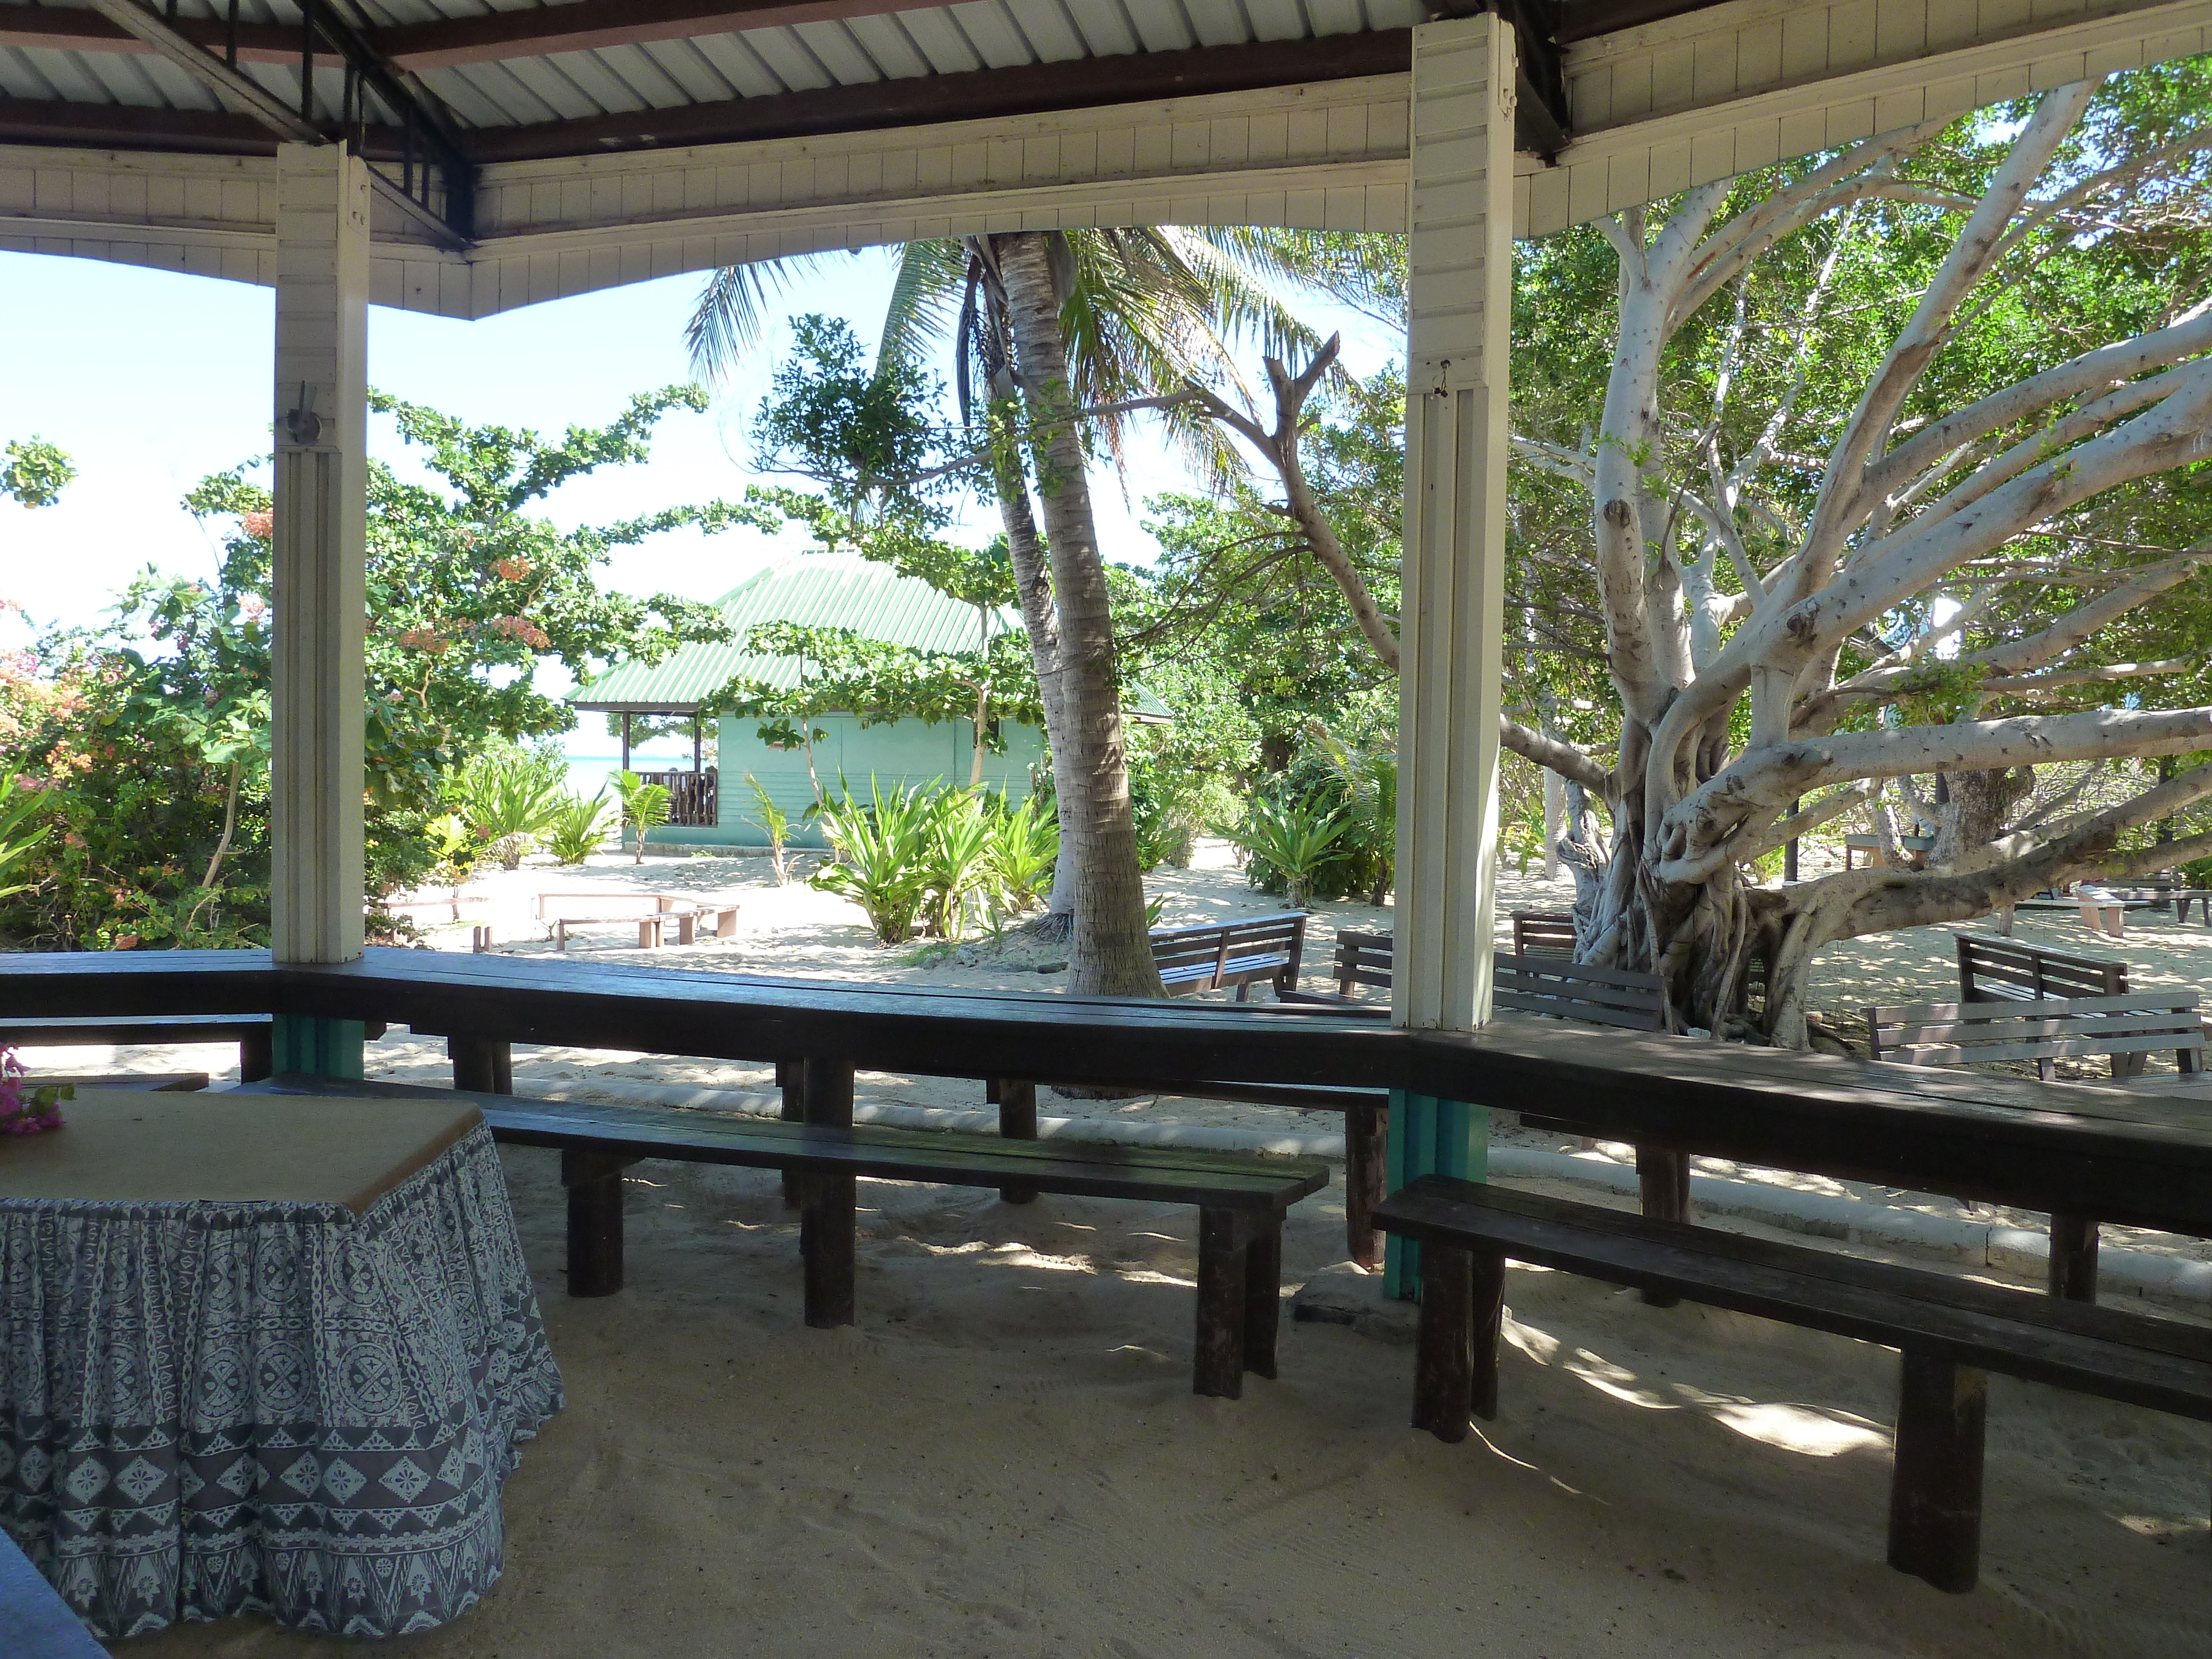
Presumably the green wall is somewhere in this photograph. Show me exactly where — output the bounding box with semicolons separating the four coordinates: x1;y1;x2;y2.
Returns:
644;714;1046;847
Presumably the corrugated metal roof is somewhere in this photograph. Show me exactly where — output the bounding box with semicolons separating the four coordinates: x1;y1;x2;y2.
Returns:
571;547;1171;722
571;549;1016;711
0;0;1423;130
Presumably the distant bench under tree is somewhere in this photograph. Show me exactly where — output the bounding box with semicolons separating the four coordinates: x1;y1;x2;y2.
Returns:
1150;911;1308;1000
1866;990;2203;1303
1374;1173;2212;1595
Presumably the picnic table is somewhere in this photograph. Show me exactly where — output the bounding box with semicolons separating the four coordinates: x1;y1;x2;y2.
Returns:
0;1089;562;1640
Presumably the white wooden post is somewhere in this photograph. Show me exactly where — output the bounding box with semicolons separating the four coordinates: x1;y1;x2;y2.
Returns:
1387;14;1515;1292
270;142;369;975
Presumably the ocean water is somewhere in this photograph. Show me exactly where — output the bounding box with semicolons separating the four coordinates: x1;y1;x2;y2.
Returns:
561;752;703;802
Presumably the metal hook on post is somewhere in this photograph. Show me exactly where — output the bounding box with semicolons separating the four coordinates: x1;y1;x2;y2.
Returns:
283;383;323;448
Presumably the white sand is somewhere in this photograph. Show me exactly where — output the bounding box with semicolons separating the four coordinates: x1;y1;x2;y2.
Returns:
28;849;2212;1653
117;1147;2210;1658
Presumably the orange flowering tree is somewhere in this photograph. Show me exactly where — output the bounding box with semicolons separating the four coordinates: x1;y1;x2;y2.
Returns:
1;386;736;948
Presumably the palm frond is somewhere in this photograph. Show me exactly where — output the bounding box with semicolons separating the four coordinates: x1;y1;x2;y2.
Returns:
878;239;974;372
685;255;844;383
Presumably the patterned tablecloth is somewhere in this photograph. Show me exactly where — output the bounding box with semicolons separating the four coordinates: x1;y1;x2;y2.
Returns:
0;1122;564;1639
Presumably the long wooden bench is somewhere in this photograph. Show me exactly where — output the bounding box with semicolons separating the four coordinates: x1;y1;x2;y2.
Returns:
1150;911;1308;999
1374;1174;2212;1594
243;1072;1327;1400
0;1013;274;1081
1866;992;2203;1303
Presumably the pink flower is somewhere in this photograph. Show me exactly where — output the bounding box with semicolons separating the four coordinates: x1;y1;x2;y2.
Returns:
492;557;533;581
488;615;550;649
243;510;274;539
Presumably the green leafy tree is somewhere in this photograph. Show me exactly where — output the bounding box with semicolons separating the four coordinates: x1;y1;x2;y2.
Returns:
1;389;736;947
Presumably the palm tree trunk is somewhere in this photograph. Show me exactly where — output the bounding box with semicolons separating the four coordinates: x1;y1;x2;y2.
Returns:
982;403;1081;923
996;232;1161;996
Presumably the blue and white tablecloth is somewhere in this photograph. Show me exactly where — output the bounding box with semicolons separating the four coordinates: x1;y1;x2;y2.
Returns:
0;1124;563;1639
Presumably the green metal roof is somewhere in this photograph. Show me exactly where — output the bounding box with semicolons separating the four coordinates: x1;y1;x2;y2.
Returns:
571;551;1171;722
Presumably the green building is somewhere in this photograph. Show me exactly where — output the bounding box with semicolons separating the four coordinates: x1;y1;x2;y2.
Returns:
571;551;1163;849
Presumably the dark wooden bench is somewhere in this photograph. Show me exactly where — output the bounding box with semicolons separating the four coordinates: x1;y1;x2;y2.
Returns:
243;1071;1327;1400
1493;952;1665;1030
1151;911;1307;999
1375;1174;2212;1594
0;1013;274;1081
1867;992;2203;1303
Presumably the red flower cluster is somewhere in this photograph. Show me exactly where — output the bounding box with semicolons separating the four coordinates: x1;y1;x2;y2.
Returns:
492;556;533;581
489;614;551;649
242;509;274;539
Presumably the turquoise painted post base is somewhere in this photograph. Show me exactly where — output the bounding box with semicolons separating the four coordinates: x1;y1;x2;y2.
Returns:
271;1015;366;1082
1383;1089;1488;1300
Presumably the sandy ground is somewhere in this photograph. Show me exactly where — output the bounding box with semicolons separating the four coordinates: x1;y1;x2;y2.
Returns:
114;1148;2212;1659
20;846;2212;1655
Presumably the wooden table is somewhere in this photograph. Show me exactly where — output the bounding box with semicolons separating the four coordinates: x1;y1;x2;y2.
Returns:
0;1087;561;1641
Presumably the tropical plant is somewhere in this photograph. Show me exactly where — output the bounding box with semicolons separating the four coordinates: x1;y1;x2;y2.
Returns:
610;770;673;864
457;748;567;869
983;794;1059;916
811;779;935;944
743;773;793;885
544;791;612;867
918;788;995;941
1229;791;1349;909
1310;723;1397;905
0;774;53;901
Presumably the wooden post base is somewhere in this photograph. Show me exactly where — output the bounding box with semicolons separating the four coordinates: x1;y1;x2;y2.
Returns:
449;1035;513;1094
1414;1241;1473;1441
776;1059;802;1208
1194;1208;1284;1397
1345;1100;1387;1271
239;1027;274;1084
562;1149;632;1297
1636;1146;1691;1307
800;1170;857;1328
2048;1214;2099;1303
1888;1352;1987;1594
990;1078;1039;1204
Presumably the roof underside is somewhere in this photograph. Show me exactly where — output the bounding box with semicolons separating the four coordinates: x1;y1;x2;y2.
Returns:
0;1;1700;167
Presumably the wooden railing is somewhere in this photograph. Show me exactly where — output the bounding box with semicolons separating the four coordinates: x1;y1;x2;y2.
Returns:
637;767;717;828
7;948;2212;1240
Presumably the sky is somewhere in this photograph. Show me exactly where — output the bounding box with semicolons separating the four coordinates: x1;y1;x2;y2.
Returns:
0;243;1399;754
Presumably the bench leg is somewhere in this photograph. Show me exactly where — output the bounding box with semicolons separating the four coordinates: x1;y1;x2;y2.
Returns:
1194;1208;1249;1399
562;1150;630;1297
1414;1242;1473;1442
239;1028;273;1084
1243;1221;1282;1381
1345;1101;1386;1271
449;1036;513;1094
776;1060;802;1207
1470;1243;1506;1423
800;1171;857;1328
1888;1353;1986;1594
1636;1146;1691;1307
2048;1214;2099;1303
989;1078;1040;1204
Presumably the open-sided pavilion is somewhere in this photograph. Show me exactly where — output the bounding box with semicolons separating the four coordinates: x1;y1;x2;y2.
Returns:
9;0;2208;1048
8;4;2212;1627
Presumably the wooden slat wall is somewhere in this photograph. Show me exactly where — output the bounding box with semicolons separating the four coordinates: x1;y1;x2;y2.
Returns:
7;0;2209;312
1524;0;2212;237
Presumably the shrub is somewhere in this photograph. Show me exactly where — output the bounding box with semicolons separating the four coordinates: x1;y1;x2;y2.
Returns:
812;779;933;944
456;749;566;868
544;792;612;866
919;789;994;941
1229;791;1348;909
984;794;1058;915
609;770;672;864
743;773;793;885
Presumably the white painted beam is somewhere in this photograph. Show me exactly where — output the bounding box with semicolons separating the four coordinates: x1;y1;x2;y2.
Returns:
270;142;368;966
1395;13;1512;1034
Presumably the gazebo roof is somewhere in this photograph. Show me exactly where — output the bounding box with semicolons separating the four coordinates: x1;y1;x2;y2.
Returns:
569;547;1173;722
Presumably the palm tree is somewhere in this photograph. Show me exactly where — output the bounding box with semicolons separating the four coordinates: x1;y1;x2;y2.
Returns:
688;229;1319;995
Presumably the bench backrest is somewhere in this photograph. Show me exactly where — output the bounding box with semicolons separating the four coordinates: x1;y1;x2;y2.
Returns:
1329;930;1395;997
1510;911;1578;955
1491;952;1666;1031
1955;933;2126;1001
1150;911;1308;993
1867;992;2202;1070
